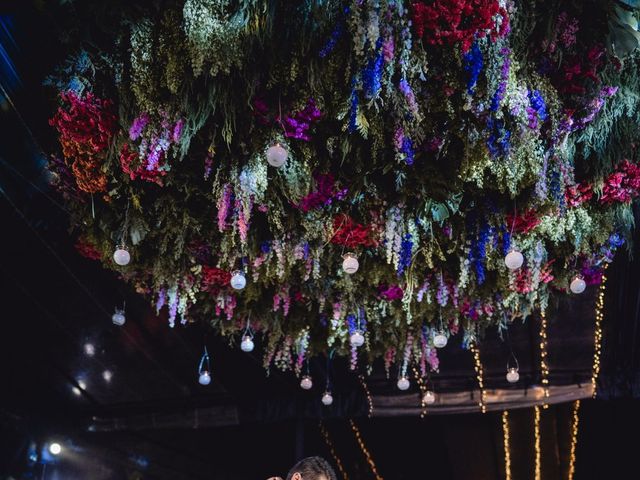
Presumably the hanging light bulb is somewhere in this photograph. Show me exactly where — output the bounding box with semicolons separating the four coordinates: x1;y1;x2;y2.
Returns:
321;391;334;406
300;375;313;390
433;331;448;349
112;308;125;326
423;390;436;405
198;346;211;385
350;330;365;348
570;275;586;294
397;376;410;391
240;334;255;352
506;367;520;383
504;248;524;270
266;142;288;167
113;244;130;266
198;371;211;385
230;270;247;290
342;252;359;274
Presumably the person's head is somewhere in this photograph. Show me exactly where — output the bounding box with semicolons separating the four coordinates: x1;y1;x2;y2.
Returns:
286;456;337;480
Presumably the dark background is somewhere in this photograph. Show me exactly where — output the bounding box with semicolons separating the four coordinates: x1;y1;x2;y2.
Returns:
2;3;640;479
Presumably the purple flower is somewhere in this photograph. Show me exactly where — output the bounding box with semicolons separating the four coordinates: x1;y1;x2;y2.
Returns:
129;113;149;141
172;119;185;143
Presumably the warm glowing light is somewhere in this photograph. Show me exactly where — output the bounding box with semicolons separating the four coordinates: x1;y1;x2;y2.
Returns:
359;374;373;418
534;405;541;480
471;343;487;413
568;400;581;480
502;411;511;480
539;312;550;404
592;265;608;398
350;420;383;480
319;422;348;480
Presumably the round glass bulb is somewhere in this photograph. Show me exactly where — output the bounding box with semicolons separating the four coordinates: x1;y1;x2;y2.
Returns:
433;332;448;349
506;367;520;383
321;391;334;406
342;253;359;274
112;311;125;326
300;375;313;390
240;335;255;352
230;270;246;290
266;143;288;167
113;245;130;266
397;376;410;391
423;390;436;405
49;443;62;455
199;371;211;385
350;330;365;348
504;249;524;270
570;276;586;294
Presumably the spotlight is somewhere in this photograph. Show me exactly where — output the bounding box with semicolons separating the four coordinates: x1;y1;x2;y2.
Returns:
72;387;82;396
102;370;113;382
49;443;62;455
83;343;95;356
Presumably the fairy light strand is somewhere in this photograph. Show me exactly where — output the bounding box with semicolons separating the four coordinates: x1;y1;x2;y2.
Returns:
470;342;487;413
349;419;384;480
539;311;550;406
534;405;542;480
358;374;374;417
502;410;512;480
592;264;608;398
567;400;581;480
319;422;349;480
412;366;428;418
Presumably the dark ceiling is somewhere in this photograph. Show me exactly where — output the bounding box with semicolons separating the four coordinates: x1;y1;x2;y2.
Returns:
2;3;640;480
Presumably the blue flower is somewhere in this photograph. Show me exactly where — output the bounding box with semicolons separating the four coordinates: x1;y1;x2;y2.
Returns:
463;42;483;95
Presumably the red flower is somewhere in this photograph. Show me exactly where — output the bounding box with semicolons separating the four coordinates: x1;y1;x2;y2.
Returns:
49;91;117;194
120;143;167;185
505;209;540;234
74;237;102;260
565;182;593;207
600;160;640;204
412;0;508;52
201;266;231;291
331;214;376;248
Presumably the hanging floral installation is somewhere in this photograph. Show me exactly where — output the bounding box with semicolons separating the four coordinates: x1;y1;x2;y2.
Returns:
46;0;640;375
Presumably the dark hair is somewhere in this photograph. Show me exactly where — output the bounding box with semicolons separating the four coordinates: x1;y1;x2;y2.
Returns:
286;456;337;480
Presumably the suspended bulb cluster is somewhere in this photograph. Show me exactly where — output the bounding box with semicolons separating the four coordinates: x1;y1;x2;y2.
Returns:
433;331;448;349
300;375;313;390
198;346;211;386
397;375;410;391
342;252;359;274
112;307;126;326
230;270;246;290
350;329;365;348
570;274;586;294
506;367;520;383
504;248;524;270
113;244;130;266
266;142;288;167
422;390;436;405
240;334;255;352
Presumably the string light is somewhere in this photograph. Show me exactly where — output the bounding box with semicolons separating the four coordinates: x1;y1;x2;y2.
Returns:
567;400;581;480
534;405;541;480
349;420;383;480
539;311;550;406
470;342;487;413
319;422;349;480
502;411;512;480
592;264;608;398
359;374;373;418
